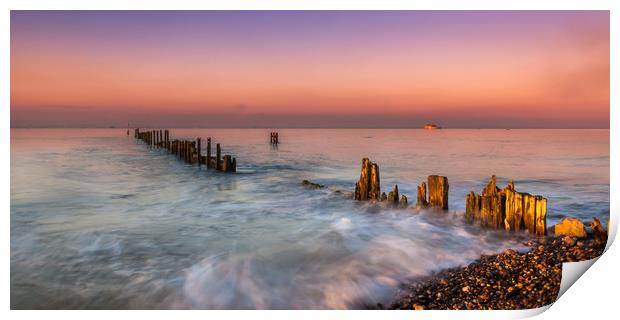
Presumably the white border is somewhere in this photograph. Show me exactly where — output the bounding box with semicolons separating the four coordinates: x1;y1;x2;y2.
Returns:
2;1;617;320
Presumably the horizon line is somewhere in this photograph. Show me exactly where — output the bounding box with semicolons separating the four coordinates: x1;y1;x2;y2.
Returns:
9;126;611;130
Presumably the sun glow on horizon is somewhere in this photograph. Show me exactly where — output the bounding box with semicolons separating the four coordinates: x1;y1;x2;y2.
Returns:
10;11;610;128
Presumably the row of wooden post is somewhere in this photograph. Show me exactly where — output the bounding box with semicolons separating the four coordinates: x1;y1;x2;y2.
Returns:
465;175;547;235
270;132;279;145
134;128;236;172
352;158;547;236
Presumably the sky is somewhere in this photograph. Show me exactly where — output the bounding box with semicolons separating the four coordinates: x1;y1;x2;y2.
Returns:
10;11;610;128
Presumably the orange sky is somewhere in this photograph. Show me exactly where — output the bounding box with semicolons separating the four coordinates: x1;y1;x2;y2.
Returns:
10;11;610;128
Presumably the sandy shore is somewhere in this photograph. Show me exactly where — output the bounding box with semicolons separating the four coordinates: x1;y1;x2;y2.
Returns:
387;234;605;310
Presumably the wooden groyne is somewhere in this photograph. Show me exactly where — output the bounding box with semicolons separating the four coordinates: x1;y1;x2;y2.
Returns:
349;158;555;237
133;128;236;172
465;175;546;235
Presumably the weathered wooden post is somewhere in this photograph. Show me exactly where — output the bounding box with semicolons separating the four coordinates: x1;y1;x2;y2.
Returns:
480;176;505;228
465;192;479;223
387;185;399;206
165;131;169;151
197;138;202;166
222;155;231;172
187;141;191;162
354;158;381;201
427;175;449;210
417;182;427;207
270;132;280;145
399;195;408;208
187;141;191;163
185;141;189;162
206;138;212;168
523;193;537;234
216;143;222;170
191;141;196;164
504;189;524;231
535;196;547;236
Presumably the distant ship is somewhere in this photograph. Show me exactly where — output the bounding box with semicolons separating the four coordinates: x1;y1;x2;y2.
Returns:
423;124;441;129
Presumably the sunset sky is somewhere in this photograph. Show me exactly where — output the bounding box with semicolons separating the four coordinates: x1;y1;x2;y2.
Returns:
10;11;609;128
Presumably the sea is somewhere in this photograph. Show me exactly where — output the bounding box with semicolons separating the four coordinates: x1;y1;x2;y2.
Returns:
10;128;609;309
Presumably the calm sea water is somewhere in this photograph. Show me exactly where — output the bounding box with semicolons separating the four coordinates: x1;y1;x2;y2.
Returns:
10;128;609;309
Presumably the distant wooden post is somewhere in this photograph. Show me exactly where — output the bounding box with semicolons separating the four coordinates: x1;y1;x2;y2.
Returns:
216;143;221;171
184;141;188;162
165;130;169;150
206;138;212;168
270;132;279;145
222;155;231;172
188;141;192;163
191;141;196;164
197;138;202;166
